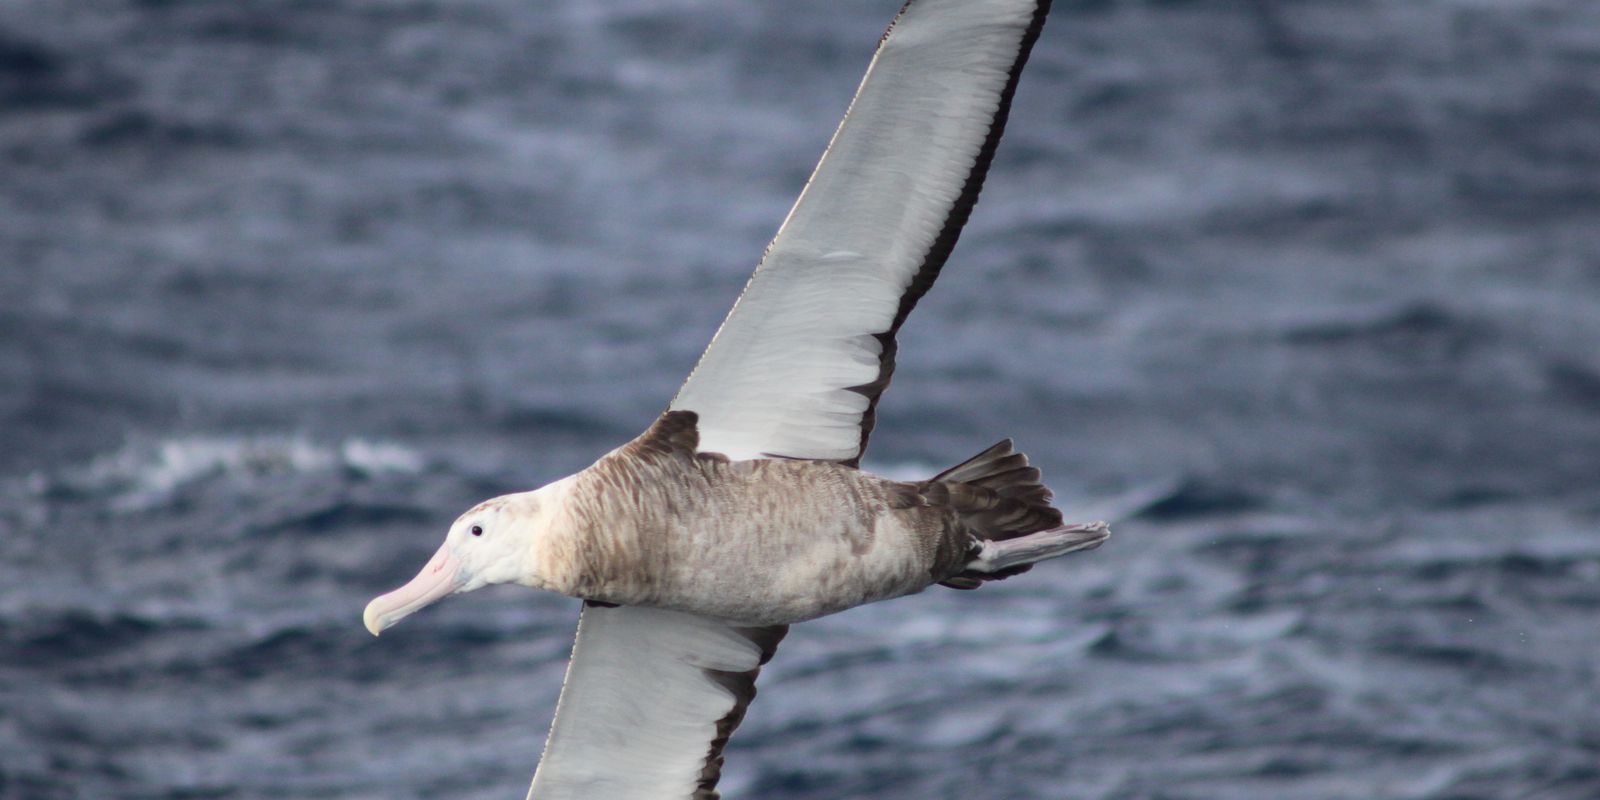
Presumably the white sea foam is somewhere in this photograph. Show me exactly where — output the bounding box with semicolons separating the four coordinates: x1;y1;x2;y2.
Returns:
40;435;426;513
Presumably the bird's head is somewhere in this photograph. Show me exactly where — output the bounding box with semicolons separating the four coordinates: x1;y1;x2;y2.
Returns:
362;491;547;636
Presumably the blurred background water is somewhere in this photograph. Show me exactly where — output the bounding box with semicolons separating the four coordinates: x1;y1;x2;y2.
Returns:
3;1;1599;798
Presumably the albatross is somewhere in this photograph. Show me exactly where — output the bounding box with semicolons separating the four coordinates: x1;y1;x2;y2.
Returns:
363;0;1107;796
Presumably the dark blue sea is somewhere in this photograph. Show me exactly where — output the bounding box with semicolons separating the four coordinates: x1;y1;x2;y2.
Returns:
3;1;1598;798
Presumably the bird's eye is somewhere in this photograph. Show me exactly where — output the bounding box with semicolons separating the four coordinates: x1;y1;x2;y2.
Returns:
470;525;483;537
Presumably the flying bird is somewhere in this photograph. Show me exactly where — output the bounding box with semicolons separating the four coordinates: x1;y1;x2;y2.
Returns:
363;0;1107;797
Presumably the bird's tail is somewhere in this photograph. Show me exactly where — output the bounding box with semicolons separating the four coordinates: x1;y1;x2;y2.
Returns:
917;440;1109;589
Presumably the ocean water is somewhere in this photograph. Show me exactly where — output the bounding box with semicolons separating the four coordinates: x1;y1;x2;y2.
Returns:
3;1;1599;798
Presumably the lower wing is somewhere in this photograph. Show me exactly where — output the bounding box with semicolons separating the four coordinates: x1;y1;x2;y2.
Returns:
527;605;786;800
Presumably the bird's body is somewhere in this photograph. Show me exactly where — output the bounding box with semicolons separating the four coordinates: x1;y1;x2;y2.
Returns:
498;411;1103;626
535;429;967;627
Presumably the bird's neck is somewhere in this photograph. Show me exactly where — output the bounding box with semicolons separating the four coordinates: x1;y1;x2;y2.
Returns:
505;476;584;596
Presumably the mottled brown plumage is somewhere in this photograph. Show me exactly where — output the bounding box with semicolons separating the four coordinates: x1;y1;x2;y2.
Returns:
527;411;1072;625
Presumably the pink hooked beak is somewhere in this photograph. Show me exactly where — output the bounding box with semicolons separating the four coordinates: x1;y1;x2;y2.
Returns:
363;544;463;636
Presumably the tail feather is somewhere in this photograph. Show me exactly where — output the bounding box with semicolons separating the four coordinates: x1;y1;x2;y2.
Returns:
973;465;1042;491
916;440;1109;590
931;440;1022;483
917;441;1061;542
972;522;1109;573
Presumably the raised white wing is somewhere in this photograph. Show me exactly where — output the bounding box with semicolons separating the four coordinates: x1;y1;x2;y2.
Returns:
673;0;1052;464
530;1;1050;797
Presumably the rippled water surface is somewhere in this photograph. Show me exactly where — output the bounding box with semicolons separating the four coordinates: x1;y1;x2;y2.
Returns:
4;1;1599;798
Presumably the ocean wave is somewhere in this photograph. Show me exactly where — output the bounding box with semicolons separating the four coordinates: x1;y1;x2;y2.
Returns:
23;434;426;514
